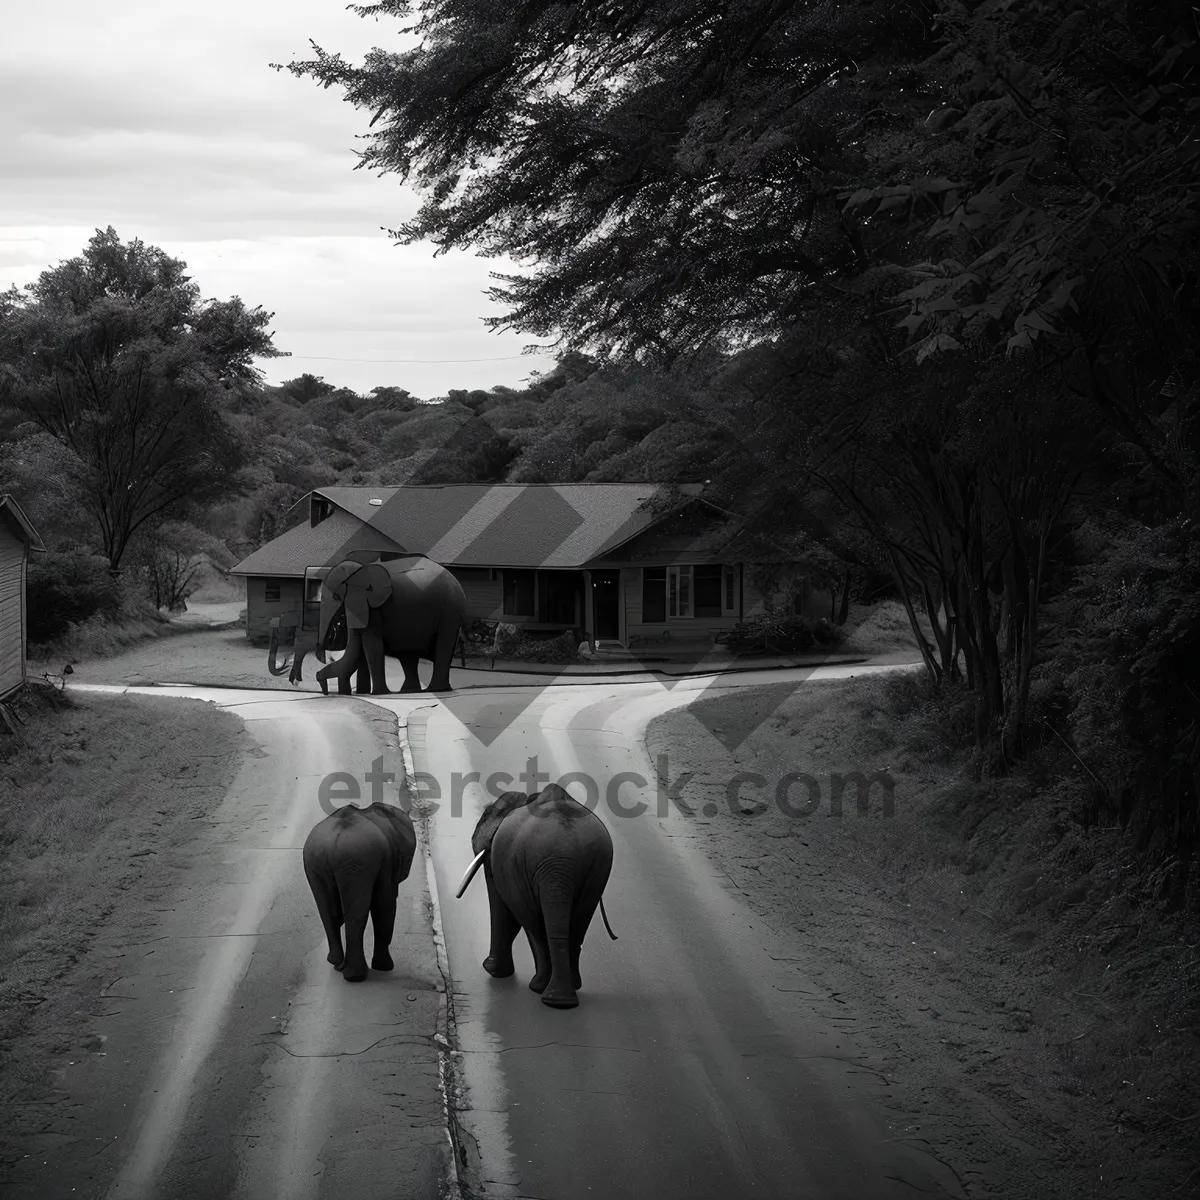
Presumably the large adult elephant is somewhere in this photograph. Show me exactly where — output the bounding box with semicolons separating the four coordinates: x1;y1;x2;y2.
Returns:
456;784;617;1009
314;556;467;695
302;802;416;982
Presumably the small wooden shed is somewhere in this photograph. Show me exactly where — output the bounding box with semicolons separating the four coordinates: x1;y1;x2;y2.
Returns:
0;495;47;700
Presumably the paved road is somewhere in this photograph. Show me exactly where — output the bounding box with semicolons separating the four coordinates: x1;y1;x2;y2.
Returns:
42;663;959;1199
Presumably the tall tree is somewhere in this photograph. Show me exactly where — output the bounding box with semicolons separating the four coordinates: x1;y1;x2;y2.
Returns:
0;227;282;569
274;0;934;356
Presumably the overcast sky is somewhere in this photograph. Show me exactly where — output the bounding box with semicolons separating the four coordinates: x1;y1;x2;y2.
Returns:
2;1;560;399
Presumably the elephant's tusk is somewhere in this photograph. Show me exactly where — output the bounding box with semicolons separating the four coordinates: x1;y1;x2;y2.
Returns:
455;849;487;899
599;896;618;940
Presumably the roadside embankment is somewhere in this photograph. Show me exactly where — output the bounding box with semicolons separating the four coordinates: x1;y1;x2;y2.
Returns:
0;682;244;1170
644;671;1199;1199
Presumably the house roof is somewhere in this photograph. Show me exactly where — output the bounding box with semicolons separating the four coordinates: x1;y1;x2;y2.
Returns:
298;483;703;571
228;506;406;577
230;483;713;577
0;495;46;552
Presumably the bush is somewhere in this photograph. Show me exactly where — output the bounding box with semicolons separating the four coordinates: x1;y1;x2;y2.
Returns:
719;612;846;654
26;554;123;646
491;623;583;663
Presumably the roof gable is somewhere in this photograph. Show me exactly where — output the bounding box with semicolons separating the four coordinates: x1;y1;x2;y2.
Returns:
0;496;47;552
230;506;405;576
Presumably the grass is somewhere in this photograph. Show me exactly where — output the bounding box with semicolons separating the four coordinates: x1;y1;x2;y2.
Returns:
28;610;224;668
644;668;1200;1195
0;681;243;1102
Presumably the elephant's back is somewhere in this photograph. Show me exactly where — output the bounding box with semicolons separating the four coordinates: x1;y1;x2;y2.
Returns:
303;807;392;862
501;797;613;857
389;557;466;603
361;803;417;860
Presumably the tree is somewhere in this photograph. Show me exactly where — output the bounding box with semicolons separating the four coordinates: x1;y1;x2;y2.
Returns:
127;520;234;613
0;227;282;569
274;0;934;356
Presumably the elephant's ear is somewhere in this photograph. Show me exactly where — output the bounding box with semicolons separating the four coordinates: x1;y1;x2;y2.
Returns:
344;562;393;630
324;560;360;601
471;791;534;855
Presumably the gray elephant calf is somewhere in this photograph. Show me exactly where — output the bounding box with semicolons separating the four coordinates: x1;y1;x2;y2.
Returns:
456;784;617;1009
303;803;416;982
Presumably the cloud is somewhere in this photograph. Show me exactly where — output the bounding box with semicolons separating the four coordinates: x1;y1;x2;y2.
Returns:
0;1;560;396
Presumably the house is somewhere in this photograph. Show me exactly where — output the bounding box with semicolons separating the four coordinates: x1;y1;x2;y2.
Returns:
229;483;831;648
0;495;47;700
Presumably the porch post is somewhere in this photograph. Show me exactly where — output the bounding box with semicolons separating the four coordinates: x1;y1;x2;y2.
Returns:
617;568;628;647
582;569;594;650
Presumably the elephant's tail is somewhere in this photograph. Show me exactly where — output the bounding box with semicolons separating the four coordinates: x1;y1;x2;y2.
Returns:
599;896;618;940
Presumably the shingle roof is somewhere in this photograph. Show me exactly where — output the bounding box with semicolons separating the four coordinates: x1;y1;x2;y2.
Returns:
230;483;710;577
315;483;702;569
0;495;46;552
228;507;405;577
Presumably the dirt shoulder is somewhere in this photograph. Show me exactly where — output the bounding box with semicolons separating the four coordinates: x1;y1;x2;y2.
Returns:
0;683;245;1169
644;674;1199;1200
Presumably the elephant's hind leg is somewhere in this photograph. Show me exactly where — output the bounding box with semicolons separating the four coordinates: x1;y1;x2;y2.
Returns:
426;622;459;692
304;860;345;970
482;866;520;979
524;915;553;996
398;652;422;693
369;875;398;972
333;864;372;982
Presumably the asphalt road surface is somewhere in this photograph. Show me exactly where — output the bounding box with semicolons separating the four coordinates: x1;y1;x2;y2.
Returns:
35;663;961;1200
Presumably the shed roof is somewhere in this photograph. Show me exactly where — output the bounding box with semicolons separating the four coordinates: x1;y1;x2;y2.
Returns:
0;496;46;552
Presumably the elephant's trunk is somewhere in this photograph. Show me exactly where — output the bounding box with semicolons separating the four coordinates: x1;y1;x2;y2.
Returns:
455;849;487;899
267;626;293;676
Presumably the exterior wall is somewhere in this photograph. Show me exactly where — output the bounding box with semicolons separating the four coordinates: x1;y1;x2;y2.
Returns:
621;563;744;644
0;523;24;699
448;568;504;622
468;568;585;631
245;576;304;644
617;562;833;645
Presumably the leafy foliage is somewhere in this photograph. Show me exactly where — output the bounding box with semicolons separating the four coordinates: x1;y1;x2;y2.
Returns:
0;228;281;569
26;553;124;645
274;0;935;356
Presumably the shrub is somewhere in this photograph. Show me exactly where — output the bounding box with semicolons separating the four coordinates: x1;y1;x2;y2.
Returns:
26;554;123;646
491;623;583;663
720;612;845;654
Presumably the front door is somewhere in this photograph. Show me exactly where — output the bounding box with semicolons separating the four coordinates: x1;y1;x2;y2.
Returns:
592;571;620;641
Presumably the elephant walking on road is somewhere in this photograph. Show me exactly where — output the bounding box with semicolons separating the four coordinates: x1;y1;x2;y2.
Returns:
303;803;416;982
456;784;617;1009
313;555;467;695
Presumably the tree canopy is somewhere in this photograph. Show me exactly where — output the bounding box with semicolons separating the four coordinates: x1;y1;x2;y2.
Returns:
276;1;1198;365
0;227;282;569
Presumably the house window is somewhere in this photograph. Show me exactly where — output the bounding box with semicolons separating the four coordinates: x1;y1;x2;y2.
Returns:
642;567;666;622
723;566;738;615
310;495;333;526
693;565;723;617
304;576;322;603
668;566;691;617
265;581;281;602
539;572;578;624
503;569;535;617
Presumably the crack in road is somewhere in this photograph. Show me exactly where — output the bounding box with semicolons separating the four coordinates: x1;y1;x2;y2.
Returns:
263;1035;438;1059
